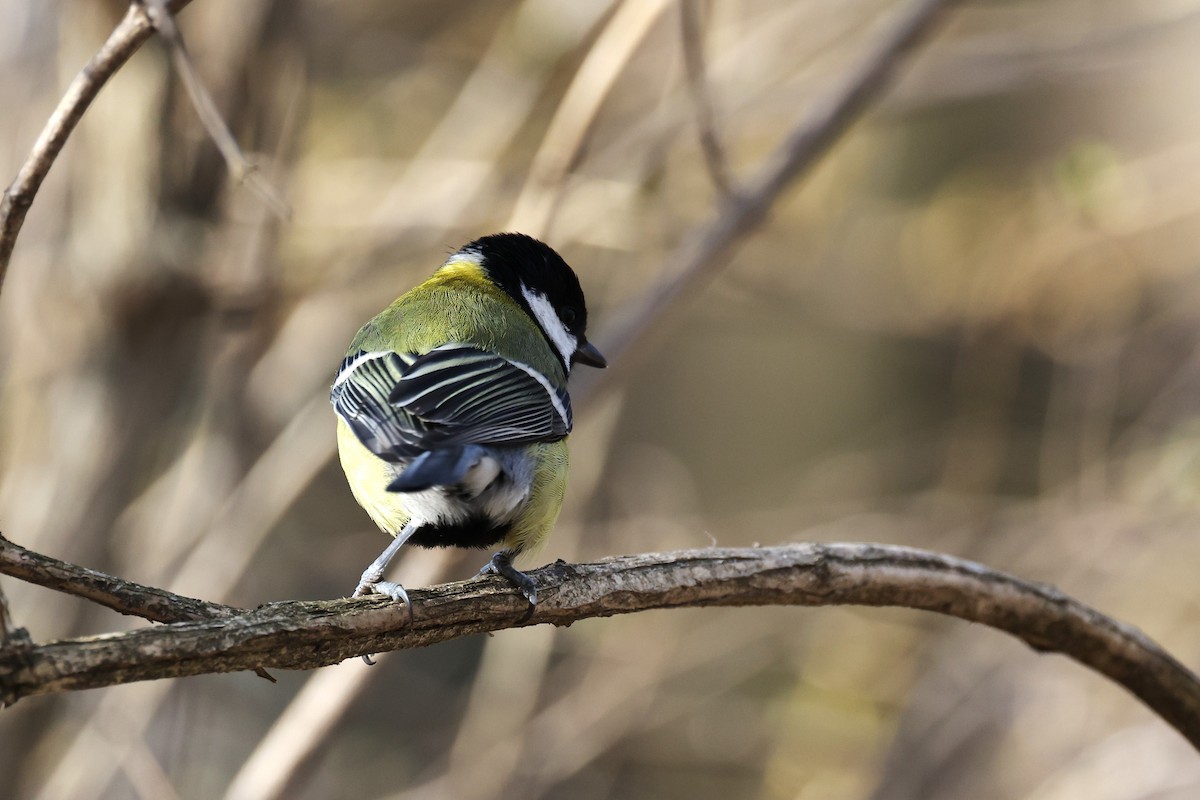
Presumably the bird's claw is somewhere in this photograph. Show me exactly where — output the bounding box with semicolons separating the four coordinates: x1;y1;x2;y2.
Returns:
353;578;414;621
478;552;538;614
353;578;413;666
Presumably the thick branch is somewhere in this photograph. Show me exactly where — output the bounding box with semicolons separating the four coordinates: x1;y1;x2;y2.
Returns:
1;543;1197;751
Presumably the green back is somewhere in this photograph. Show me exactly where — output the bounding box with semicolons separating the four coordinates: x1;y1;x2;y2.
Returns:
349;262;566;387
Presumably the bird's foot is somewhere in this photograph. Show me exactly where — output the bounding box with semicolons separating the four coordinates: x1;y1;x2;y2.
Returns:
478;552;537;620
352;574;413;666
353;574;414;621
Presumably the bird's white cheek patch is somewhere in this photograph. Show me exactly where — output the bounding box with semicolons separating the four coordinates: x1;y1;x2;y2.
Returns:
521;284;577;369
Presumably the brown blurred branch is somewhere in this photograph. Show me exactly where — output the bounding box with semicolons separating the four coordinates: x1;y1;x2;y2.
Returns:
2;542;1198;752
679;0;734;197
579;0;955;403
0;1;190;288
0;533;238;625
0;0;291;293
142;0;290;219
507;0;671;235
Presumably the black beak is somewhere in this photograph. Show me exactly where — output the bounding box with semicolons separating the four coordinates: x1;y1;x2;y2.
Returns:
573;340;607;369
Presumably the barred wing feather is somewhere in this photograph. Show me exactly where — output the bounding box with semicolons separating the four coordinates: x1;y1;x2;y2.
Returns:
331;345;572;461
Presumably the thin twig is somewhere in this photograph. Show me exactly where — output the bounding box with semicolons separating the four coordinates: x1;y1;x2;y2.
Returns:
0;2;189;289
679;0;735;197
0;0;293;293
141;0;291;220
1;543;1198;751
577;0;955;405
0;532;239;624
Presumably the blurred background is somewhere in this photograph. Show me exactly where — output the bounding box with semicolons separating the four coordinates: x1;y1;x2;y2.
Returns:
3;0;1200;798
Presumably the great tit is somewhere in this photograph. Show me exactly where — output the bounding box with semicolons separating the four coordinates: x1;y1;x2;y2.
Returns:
331;233;606;614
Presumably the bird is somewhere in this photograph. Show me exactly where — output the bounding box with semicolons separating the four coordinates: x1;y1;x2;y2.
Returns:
330;232;606;617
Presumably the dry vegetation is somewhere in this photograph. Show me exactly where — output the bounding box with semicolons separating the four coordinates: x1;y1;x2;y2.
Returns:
3;1;1200;798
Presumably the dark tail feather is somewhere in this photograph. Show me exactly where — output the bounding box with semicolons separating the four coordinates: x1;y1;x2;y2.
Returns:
387;446;482;493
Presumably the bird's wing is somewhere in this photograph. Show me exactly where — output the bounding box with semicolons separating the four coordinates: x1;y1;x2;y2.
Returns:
331;350;426;460
331;344;572;461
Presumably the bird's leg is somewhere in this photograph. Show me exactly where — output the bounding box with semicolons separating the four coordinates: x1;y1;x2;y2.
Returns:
478;551;538;615
354;522;418;622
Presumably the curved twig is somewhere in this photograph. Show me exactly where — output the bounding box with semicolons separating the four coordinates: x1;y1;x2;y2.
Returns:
2;542;1198;751
141;0;290;219
0;0;291;291
679;0;735;197
0;2;189;286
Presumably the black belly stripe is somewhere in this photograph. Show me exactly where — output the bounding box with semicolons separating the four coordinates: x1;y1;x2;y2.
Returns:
409;514;511;550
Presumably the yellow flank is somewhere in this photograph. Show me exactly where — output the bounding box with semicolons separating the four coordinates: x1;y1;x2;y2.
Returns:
505;440;569;560
337;419;410;536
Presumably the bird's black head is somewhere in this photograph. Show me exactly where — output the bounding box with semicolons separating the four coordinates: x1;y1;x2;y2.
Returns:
453;233;607;374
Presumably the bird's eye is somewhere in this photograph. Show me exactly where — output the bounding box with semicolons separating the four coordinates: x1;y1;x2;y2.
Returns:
561;307;578;326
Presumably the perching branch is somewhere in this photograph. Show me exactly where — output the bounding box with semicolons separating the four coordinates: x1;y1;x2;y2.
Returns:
2;541;1199;751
